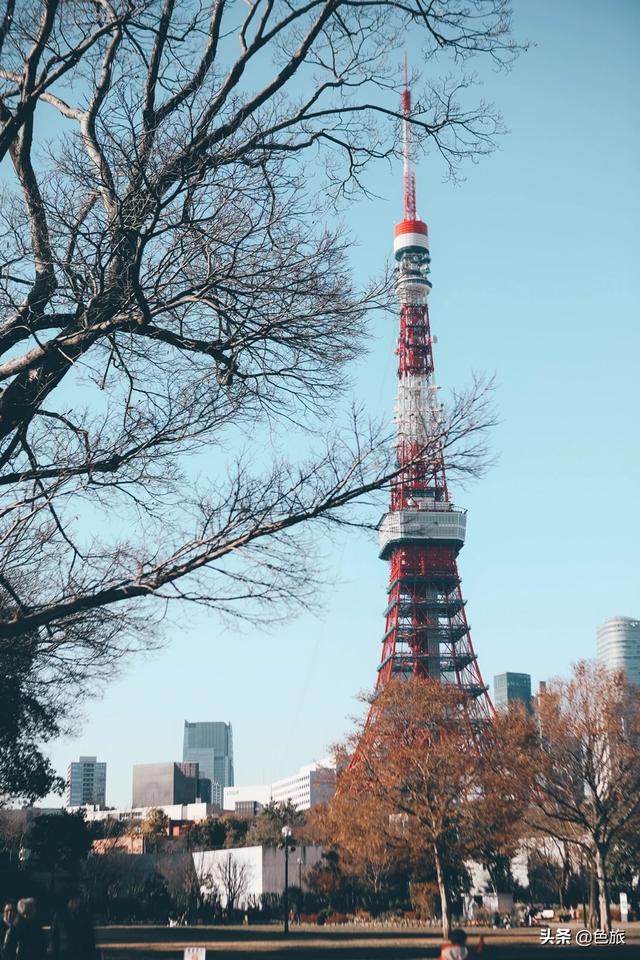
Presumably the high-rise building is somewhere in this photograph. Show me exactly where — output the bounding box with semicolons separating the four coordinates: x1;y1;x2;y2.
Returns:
597;617;640;686
493;672;532;710
132;761;199;808
67;756;107;808
183;721;234;807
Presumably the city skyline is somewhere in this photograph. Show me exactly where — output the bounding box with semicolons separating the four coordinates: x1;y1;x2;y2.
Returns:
53;616;638;811
40;0;639;809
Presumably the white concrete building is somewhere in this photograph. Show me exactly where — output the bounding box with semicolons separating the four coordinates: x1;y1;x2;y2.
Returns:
463;850;530;919
271;761;335;809
222;784;272;811
193;844;324;909
75;802;217;823
223;759;336;813
597;616;640;685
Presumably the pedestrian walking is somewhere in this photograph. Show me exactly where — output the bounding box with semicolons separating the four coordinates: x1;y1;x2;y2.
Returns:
1;902;16;960
49;895;97;960
1;904;16;939
2;898;46;960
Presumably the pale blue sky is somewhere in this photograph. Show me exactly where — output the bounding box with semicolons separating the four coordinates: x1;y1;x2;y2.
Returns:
42;0;639;807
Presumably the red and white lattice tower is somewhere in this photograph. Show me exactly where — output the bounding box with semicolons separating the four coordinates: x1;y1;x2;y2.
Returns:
374;65;493;721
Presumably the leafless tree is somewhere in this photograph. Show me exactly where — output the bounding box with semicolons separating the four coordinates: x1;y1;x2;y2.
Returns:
212;852;250;912
523;663;640;932
0;2;518;715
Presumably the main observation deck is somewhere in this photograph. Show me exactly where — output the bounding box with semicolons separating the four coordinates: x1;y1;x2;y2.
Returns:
378;505;467;560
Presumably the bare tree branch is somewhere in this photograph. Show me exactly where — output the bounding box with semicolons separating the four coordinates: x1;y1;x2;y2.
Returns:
0;0;520;731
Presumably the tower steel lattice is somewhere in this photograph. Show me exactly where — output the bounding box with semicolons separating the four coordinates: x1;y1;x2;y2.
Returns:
374;65;492;721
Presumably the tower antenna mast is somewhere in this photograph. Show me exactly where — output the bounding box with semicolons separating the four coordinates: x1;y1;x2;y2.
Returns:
402;52;416;220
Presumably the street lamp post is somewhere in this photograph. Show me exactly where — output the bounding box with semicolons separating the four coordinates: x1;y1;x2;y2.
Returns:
279;825;295;935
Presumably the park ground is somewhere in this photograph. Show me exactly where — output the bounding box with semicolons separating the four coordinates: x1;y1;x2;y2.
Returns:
95;922;640;959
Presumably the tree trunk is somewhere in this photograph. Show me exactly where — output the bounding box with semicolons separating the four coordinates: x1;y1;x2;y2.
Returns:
594;846;611;933
560;844;571;910
559;858;569;910
433;844;451;938
588;866;597;929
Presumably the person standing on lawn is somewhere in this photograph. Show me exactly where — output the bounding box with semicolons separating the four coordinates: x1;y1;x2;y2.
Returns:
2;899;46;960
439;929;485;959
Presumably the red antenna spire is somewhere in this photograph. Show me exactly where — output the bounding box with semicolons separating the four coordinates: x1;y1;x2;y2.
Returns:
402;52;416;220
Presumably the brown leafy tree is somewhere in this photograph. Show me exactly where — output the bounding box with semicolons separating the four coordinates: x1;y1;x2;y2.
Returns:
305;851;347;912
309;785;409;909
523;662;640;932
141;807;170;851
469;710;538;897
0;2;518;743
338;679;529;936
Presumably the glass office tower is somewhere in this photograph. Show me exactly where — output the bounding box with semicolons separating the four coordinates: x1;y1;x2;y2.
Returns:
183;721;234;807
493;672;532;711
67;756;107;807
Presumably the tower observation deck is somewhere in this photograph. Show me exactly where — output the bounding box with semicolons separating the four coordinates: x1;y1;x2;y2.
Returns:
373;65;492;720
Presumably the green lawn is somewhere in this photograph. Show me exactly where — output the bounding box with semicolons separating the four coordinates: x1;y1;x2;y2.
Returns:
95;922;640;959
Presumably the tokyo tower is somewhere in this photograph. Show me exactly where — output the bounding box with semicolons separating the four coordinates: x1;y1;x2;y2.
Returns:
374;65;493;721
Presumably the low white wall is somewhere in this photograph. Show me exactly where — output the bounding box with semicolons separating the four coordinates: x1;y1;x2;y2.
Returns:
193;844;324;908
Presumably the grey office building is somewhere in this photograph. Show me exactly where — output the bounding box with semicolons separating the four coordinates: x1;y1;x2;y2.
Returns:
132;762;199;808
493;672;532;711
67;756;107;807
183;721;234;807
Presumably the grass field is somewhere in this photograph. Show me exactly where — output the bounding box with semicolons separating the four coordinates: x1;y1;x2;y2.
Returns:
95;922;640;959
